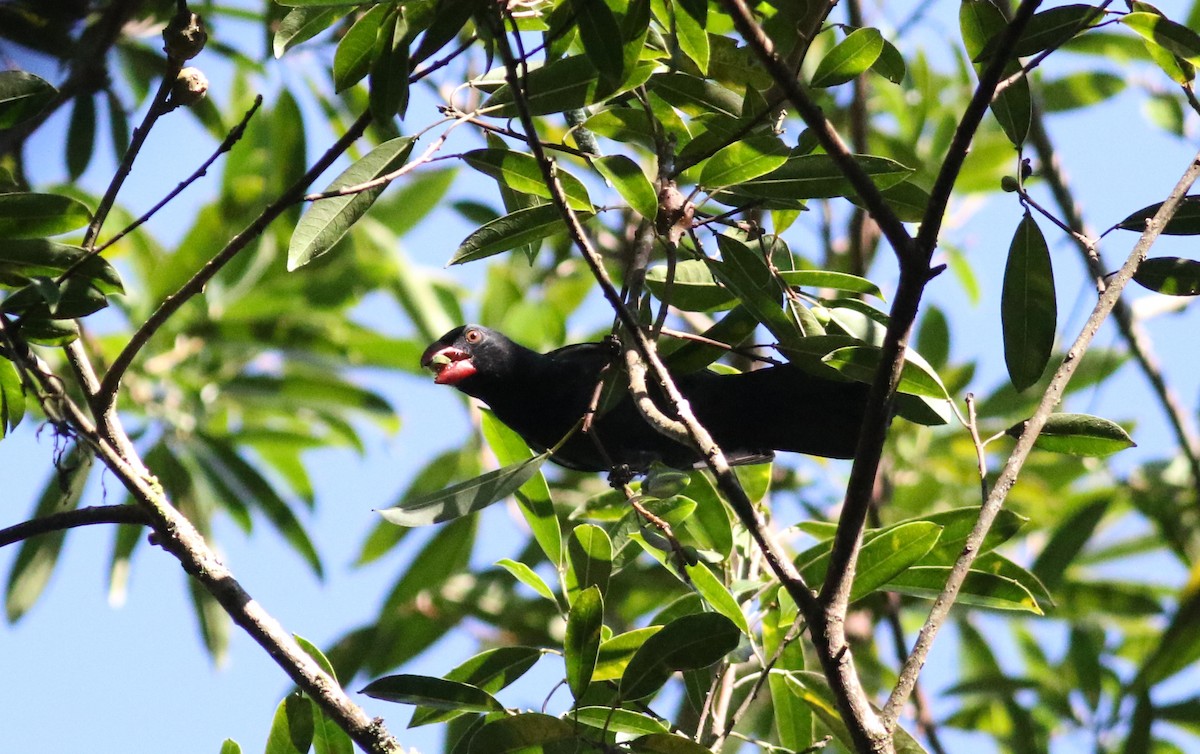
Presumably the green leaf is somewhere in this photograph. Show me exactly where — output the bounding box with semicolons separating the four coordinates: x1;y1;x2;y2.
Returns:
452;204;592;265
885;566;1044;613
1008;412;1136;456
778;269;885;298
482;55;656;117
565;585;604;699
0;71;56;128
0;192;92;239
594;627;662;682
0;357;26;438
566;523;613;600
265;693;314;754
333;4;389;91
729;153;913;202
977;4;1103;61
573;707;669;735
1117;195;1200;235
811;27;885;87
709;234;804;352
594;154;656;220
219;740;242;754
273;7;339;59
649;71;743;117
463;148;592;211
674;0;709;73
619;612;740;699
362;674;504;712
821;345;951;400
6;445;92;621
410;646;543;727
66;93;95;180
469;713;576;753
1041;71;1126;111
378;453;549;526
801;522;943;601
684;562;750;634
495;558;557;602
1122;11;1200;66
1002;211;1055;391
570;0;624;88
645;259;737;312
991;75;1031;146
480;410;562;564
911;507;1027;566
288;136;414;270
699;135;790;188
369;11;409;122
1131;256;1200;295
871;38;907;83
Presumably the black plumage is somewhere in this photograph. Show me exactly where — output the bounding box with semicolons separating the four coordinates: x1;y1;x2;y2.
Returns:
421;325;870;472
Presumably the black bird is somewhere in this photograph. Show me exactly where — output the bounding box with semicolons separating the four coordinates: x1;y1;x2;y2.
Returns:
420;325;870;472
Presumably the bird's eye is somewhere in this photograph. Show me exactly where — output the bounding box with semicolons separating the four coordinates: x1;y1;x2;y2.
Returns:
465;328;483;344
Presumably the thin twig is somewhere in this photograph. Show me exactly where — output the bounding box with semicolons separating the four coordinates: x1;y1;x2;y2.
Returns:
882;147;1200;728
13;332;402;754
0;505;150;549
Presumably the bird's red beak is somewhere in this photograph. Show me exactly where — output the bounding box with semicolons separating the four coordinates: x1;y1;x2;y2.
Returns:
420;344;477;385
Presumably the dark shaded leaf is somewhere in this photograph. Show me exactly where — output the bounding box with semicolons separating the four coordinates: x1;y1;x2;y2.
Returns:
469;713;576;753
273;7;339;58
0;71;56;128
1002;212;1055;391
463;148;591;211
1131;256;1200;295
333;4;389;91
619;612;740;699
363;674;504;712
411;646;543;727
452;204;591;265
265;693;314;754
0;193;92;239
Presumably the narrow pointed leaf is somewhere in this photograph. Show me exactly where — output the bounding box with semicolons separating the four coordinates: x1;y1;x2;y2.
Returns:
362;674;504;712
289;136;414;269
378;453;549;526
566;524;613;600
778;270;885;298
821;345;951;399
1117;195;1200;235
463;148;591;211
594;627;662;682
565;586;603;699
273;7;339;58
481;409;561;564
1007;412;1135;456
619;613;740;699
495;558;557;602
885;566;1044;613
1;356;27;437
452;204;592;265
1002;211;1055;391
1132;256;1200;295
470;713;576;753
570;0;624;87
573;707;669;735
333;4;389;90
265;693;314;754
645;259;737;312
1122;12;1200;65
410;646;543;727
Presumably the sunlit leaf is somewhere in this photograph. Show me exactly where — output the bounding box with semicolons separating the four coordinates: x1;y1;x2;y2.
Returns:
265;693;313;754
1007;412;1136;456
378;453;550;526
452;204;591;265
811;27;884;87
289;136;414;270
593;154;656;220
565;586;603;699
273;7;339;59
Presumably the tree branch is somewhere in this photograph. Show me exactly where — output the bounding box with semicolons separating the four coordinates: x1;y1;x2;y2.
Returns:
882;147;1200;728
13;336;403;754
0;505;150;549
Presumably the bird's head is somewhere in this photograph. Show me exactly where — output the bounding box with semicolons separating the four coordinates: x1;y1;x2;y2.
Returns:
420;325;509;386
